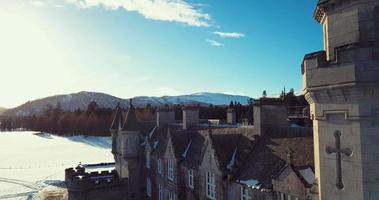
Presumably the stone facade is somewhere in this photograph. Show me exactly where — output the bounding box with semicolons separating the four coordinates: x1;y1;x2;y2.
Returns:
303;0;379;199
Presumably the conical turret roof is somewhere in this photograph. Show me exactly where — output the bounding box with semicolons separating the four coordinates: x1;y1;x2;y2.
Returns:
122;99;141;132
110;103;123;130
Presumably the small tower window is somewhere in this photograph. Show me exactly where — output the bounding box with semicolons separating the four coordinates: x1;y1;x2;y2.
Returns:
146;150;151;169
147;177;152;197
157;158;162;175
188;169;194;189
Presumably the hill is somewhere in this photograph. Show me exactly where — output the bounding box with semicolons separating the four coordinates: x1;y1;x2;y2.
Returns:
4;91;252;116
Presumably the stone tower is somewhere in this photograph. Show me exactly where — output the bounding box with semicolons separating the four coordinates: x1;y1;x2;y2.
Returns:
302;0;379;200
111;100;145;200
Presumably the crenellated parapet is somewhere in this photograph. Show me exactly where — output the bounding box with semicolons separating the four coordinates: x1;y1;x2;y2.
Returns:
302;43;379;93
65;166;127;193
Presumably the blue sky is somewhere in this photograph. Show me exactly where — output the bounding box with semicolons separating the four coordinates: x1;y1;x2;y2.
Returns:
0;0;322;108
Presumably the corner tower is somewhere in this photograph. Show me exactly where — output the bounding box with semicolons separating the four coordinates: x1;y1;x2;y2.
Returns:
112;100;145;200
302;1;379;200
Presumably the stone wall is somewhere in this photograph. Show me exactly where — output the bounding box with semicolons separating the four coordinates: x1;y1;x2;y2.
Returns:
65;168;128;200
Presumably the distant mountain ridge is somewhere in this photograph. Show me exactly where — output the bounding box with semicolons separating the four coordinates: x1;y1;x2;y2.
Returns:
3;91;252;116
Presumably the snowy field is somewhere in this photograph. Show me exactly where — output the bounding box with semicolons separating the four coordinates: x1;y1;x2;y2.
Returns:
0;131;113;200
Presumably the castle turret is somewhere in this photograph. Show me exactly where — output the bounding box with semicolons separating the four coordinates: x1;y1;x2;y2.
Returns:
303;1;379;199
110;104;123;155
114;99;145;200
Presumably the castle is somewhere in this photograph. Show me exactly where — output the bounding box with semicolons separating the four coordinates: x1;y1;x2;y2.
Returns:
65;0;379;199
303;0;379;199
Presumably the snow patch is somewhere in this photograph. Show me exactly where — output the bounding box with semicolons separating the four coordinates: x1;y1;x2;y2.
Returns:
153;141;159;149
299;167;315;185
0;131;113;199
226;147;237;171
181;140;192;158
238;179;261;189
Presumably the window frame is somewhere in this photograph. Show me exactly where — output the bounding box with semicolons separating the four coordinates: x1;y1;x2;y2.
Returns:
206;171;216;200
146;177;152;197
146;150;151;169
240;186;252;200
157;158;162;175
168;191;176;200
158;184;163;200
188;169;194;189
168;159;174;181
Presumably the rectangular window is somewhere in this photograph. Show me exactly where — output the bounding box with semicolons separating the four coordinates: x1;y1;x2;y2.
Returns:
158;184;163;200
168;159;174;181
147;177;151;197
157;158;162;175
146;151;150;169
240;186;251;200
206;171;216;200
188;169;194;189
168;191;176;200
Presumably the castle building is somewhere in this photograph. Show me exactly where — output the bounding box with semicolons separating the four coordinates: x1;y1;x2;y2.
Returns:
302;0;379;199
66;97;314;200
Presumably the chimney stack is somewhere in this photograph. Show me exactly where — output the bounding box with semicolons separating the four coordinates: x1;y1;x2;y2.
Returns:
156;107;175;128
182;106;199;130
226;108;237;125
253;98;288;136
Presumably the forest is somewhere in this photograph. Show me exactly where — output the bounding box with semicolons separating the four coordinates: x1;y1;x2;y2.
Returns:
0;90;306;136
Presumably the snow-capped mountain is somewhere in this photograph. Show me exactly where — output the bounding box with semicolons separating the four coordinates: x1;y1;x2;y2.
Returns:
3;91;252;116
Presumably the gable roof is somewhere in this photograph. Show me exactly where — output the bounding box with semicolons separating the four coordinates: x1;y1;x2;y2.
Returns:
234;127;314;189
210;127;256;172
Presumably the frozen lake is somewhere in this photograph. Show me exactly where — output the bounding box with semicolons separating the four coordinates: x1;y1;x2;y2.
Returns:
0;131;113;199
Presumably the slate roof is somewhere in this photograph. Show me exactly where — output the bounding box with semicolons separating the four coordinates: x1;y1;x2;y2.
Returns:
205;127;256;173
234;127;314;189
150;126;256;171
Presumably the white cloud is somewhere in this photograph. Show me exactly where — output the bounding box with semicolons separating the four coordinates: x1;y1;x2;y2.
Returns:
30;0;45;7
213;31;245;38
63;0;210;27
206;39;223;47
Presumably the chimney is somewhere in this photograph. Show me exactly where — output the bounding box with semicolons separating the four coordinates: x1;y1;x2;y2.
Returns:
156;107;175;128
226;108;237;125
253;98;288;136
182;106;199;130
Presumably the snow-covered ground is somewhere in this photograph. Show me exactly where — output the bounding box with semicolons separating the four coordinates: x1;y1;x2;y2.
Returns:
0;131;113;200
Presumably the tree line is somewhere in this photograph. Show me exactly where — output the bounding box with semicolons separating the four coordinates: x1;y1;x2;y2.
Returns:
0;92;308;136
0;101;253;136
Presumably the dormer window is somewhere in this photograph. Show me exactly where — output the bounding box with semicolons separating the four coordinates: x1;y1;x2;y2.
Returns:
168;159;174;181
